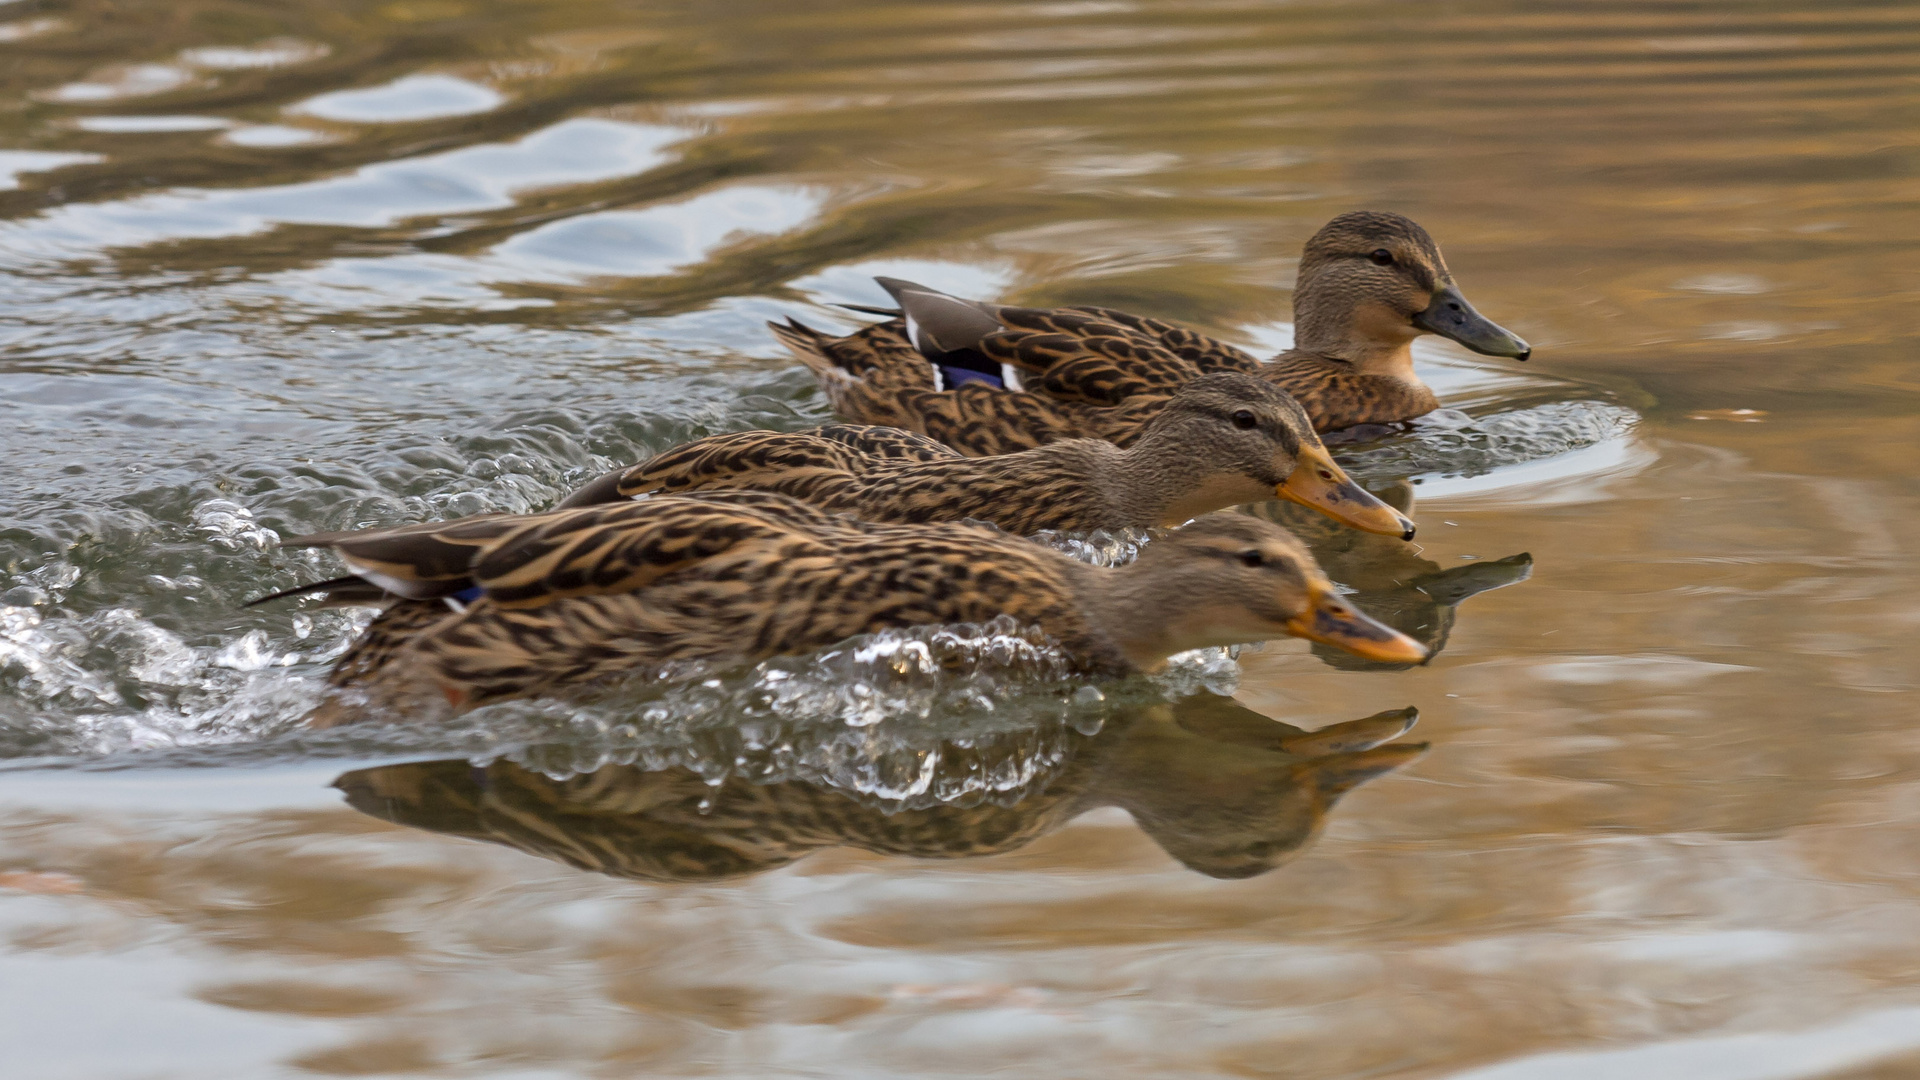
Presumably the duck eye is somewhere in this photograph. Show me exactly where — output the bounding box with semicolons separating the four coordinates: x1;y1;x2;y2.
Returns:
1231;410;1258;430
1239;549;1265;568
1369;248;1395;266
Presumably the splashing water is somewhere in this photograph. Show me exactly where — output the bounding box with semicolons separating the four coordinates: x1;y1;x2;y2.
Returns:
1026;526;1154;568
462;615;1245;805
0;361;1621;769
1338;402;1640;485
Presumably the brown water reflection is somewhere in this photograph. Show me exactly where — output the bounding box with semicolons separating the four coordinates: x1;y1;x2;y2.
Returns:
3;0;1920;1075
1259;486;1535;671
338;697;1425;882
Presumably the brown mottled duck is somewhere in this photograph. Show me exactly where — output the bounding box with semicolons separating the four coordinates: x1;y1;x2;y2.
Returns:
554;373;1414;539
251;492;1427;722
772;211;1530;451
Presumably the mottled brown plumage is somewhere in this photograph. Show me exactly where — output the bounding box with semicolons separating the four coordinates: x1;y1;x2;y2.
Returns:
776;211;1530;451
259;492;1426;722
555;374;1415;539
336;697;1427;881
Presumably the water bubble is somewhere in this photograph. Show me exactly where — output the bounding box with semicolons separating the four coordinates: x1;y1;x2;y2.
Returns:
192;499;280;551
1028;526;1153;567
1337;401;1638;485
211;629;274;671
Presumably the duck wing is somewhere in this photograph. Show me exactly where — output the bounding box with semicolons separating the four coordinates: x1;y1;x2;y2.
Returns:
981;306;1206;407
245;574;397;609
878;280;1185;404
808;423;963;462
769;280;1226;455
556;429;881;510
467;496;833;610
773;315;1098;455
882;282;1227;408
875;276;1007;368
313;495;848;711
275;495;829;610
1062;306;1264;374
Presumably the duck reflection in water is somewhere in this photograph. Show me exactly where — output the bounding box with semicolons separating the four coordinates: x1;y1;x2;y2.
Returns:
336;694;1426;883
1251;479;1532;671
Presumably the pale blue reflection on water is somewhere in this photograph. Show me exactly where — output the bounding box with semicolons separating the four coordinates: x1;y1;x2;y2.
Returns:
289;73;505;124
0;0;1917;1076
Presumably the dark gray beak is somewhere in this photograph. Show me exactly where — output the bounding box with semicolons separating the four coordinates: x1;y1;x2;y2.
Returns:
1412;284;1531;360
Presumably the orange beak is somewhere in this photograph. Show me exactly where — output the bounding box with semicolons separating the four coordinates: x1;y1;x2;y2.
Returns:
1284;584;1430;665
1276;446;1416;540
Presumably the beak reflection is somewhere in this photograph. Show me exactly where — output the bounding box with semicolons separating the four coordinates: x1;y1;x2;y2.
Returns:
1286;585;1431;665
1277;447;1417;540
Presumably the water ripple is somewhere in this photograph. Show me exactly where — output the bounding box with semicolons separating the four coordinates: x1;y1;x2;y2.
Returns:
0;118;687;265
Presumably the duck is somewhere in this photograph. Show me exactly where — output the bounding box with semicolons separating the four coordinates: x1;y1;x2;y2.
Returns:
250;491;1427;722
336;696;1427;881
554;373;1414;539
771;210;1531;454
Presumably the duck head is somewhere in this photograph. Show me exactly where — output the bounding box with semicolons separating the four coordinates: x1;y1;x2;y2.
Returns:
1293;211;1530;368
1132;373;1417;539
1102;513;1430;669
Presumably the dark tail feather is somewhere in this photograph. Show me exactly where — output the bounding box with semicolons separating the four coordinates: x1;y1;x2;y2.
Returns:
246;575;392;608
277;531;366;549
835;302;902;317
769;317;850;379
768;316;817;341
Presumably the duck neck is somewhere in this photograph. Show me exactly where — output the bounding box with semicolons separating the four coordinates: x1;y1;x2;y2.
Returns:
906;441;1139;534
1101;439;1210;528
1289;276;1422;384
1110;426;1285;527
1287;339;1419;385
1077;565;1188;671
1079;560;1256;671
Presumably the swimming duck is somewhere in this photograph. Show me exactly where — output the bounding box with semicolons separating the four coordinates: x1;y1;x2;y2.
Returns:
253;491;1427;722
772;211;1530;453
554;373;1414;539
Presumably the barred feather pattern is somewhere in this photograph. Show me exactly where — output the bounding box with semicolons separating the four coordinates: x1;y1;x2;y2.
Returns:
320;494;1124;712
594;426;1153;533
1262;352;1439;434
1052;305;1437;429
570;373;1311;536
771;318;1107;453
775;310;1439;452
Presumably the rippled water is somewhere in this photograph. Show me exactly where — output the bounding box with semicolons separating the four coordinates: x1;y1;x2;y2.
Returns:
2;0;1918;1076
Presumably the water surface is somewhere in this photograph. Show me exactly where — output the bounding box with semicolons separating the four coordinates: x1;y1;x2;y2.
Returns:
2;0;1918;1076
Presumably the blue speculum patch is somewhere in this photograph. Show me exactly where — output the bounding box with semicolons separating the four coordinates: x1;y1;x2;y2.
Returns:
940;365;1003;389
